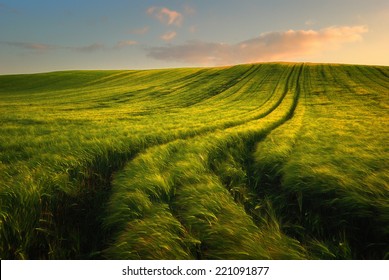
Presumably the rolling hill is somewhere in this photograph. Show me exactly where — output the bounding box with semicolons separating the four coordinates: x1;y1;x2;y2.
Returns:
0;63;388;259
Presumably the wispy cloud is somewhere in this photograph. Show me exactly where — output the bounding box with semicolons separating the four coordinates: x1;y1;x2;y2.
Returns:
147;6;183;26
115;40;138;48
1;41;104;53
160;31;177;41
1;40;138;53
147;25;368;65
183;5;196;16
72;43;105;52
189;25;197;33
129;26;149;35
0;41;57;51
147;41;230;65
305;19;316;26
72;41;138;51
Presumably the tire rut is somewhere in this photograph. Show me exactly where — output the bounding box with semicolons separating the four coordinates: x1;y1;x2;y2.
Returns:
59;64;297;259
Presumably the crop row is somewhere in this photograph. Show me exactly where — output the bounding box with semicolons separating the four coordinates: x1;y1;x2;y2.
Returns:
0;64;296;258
0;63;388;259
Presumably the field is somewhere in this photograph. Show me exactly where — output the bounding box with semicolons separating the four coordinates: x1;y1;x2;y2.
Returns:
0;63;388;259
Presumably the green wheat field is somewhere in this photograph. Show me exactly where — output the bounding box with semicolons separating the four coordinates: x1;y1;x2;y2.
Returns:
0;63;388;260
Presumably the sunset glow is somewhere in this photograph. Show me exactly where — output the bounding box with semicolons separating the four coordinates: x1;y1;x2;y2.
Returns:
0;0;388;74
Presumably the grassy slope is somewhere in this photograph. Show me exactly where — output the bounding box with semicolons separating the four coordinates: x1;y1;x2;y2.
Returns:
0;63;388;259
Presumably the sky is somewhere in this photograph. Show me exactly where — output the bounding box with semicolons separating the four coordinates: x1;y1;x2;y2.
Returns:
0;0;388;74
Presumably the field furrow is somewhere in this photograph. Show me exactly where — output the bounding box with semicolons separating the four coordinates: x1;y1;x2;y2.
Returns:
0;63;387;259
103;64;307;259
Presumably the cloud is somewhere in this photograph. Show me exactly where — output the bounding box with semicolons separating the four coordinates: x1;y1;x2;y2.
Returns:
72;42;139;51
305;19;316;26
183;5;196;16
115;40;138;48
189;25;197;33
0;41;106;52
0;41;57;51
130;26;149;35
72;43;105;52
1;41;138;53
147;25;368;65
147;6;183;26
147;41;231;65
160;31;177;41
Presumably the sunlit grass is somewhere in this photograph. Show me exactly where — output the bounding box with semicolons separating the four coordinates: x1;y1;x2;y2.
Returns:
0;63;387;259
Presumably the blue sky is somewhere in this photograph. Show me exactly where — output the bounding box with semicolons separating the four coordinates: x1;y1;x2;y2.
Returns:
0;0;388;74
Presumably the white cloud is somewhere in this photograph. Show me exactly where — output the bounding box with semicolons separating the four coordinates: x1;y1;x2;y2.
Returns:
147;6;183;26
147;25;368;65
